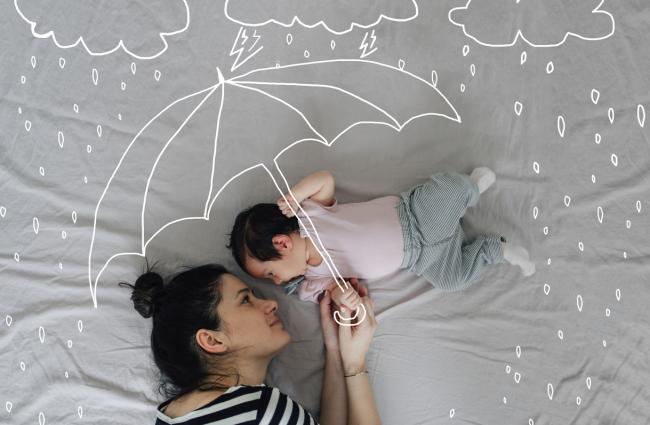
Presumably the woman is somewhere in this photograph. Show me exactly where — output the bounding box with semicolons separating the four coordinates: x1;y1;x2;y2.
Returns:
120;263;381;424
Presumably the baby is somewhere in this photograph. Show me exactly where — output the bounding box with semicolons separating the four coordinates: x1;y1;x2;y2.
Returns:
228;168;535;310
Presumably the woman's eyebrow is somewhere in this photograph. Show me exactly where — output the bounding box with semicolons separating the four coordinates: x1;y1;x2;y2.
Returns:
235;288;250;299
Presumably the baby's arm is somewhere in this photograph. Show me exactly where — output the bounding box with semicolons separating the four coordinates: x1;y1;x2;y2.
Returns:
277;170;335;217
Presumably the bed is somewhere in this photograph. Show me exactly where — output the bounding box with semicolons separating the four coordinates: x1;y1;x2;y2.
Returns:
1;0;649;424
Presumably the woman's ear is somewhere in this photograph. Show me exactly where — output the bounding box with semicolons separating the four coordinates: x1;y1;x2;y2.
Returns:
271;234;293;252
195;329;230;354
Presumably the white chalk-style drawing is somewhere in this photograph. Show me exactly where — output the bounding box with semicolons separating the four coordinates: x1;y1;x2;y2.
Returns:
448;0;615;48
359;30;378;58
88;59;460;325
230;27;263;72
224;0;418;35
14;0;190;59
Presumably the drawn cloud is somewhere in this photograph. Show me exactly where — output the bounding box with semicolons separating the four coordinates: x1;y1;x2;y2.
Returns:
14;0;189;59
448;0;614;47
224;0;418;35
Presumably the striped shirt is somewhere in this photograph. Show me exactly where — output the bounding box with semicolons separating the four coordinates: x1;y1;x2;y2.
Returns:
155;384;319;425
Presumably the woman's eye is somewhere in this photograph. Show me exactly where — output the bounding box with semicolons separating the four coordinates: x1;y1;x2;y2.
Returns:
242;295;250;304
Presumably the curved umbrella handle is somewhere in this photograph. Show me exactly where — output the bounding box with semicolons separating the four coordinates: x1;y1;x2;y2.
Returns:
333;303;367;327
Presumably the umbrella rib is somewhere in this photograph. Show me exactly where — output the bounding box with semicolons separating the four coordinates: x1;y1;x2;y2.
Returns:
230;80;401;130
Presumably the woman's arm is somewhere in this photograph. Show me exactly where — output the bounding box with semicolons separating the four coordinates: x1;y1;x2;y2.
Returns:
343;363;381;425
278;171;335;216
319;347;348;425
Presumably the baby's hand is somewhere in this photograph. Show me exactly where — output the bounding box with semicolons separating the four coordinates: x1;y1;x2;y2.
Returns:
277;194;300;218
329;283;362;311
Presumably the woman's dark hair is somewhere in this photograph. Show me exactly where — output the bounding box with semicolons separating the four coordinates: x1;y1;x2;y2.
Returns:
227;203;299;272
119;263;238;399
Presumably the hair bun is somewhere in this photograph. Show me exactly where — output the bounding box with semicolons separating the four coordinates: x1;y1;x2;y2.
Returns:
120;272;165;319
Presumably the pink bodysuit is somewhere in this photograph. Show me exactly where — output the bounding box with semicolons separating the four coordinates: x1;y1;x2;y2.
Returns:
296;196;405;303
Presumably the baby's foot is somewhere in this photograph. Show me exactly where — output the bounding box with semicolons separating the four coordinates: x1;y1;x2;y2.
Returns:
470;167;496;194
501;242;536;276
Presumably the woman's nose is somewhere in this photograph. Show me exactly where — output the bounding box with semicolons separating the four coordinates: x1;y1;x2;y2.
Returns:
264;298;278;313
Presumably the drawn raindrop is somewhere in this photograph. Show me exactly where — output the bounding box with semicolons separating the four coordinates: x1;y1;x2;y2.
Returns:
590;89;600;104
470;63;476;76
14;252;20;262
547;383;554;400
546;61;554;73
39;167;45;176
557;115;565;138
303;50;310;58
533;161;540;174
57;131;64;148
449;409;455;418
636;200;642;213
58;262;63;270
77;320;83;333
120;81;126;91
533;206;538;219
462;45;469;56
330;40;336;50
576;396;582;406
97;124;102;138
505;364;511;374
503;396;507;404
38;326;45;343
638;104;646;127
586;377;592;389
605;308;611;317
92;68;99;85
19;361;25;371
39;411;45;425
543;226;548;235
21;75;26;84
623;251;627;259
154;70;161;81
286;33;293;45
460;83;465;93
65;371;69;378
130;62;136;75
17;107;22;114
25;120;32;131
578;242;584;252
67;339;73;348
591;174;596;183
61;230;67;240
86;145;92;153
118;113;122;121
595;133;601;144
520;51;527;65
577;294;583;312
547;258;551;266
430;70;438;87
563;195;571;207
33;217;40;234
6;402;12;413
84;176;88;184
602;340;607;347
72;211;77;224
597;206;604;223
558;329;564;340
73;104;79;113
516;345;521;358
626;219;631;229
514;101;523;116
514;372;521;383
59;57;66;68
608;107;614;124
543;284;550;295
31;55;36;68
610;153;618;167
0;206;5;218
78;406;83;418
398;59;405;70
5;315;12;326
529;419;534;425
616;288;621;301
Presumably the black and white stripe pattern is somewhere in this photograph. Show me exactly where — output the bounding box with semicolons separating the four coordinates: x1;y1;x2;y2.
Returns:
155;385;318;425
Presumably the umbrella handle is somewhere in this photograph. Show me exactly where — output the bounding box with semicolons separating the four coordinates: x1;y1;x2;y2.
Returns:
333;303;367;326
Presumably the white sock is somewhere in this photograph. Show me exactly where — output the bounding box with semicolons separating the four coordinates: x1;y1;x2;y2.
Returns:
501;242;536;276
470;167;496;194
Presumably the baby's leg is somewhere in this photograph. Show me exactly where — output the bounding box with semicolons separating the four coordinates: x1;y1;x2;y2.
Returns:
469;167;496;194
501;240;536;276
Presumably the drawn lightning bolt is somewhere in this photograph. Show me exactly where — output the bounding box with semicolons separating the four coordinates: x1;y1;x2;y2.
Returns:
230;27;263;72
359;29;378;58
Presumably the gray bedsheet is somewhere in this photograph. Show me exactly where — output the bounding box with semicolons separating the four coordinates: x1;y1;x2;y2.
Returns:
1;1;649;424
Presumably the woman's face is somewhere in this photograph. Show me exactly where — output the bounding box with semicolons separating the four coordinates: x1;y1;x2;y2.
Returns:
216;274;290;358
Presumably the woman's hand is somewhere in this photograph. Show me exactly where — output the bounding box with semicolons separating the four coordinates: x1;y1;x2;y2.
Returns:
319;288;341;351
337;281;377;374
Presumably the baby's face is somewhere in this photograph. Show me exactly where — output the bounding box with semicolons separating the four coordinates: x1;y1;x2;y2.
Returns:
245;252;307;287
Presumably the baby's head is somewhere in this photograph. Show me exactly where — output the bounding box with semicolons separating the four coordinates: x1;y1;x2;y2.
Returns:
228;203;309;286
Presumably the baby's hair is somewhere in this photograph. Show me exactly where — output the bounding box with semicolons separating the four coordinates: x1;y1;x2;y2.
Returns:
227;203;299;272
